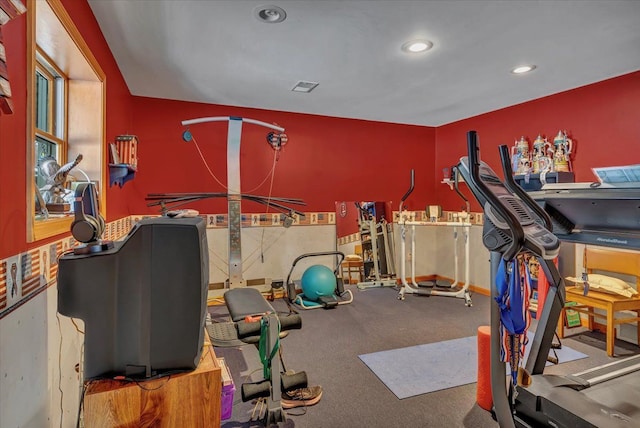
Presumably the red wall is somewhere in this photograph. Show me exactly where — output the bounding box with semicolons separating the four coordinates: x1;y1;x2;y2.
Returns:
0;14;28;260
435;71;640;211
130;97;436;215
58;0;136;220
2;0;639;261
0;0;133;259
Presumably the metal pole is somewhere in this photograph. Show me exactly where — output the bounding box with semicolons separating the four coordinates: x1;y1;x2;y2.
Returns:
490;252;516;428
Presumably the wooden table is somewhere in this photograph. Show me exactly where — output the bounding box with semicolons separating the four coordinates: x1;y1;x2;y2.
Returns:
559;287;640;357
84;336;222;427
557;247;640;358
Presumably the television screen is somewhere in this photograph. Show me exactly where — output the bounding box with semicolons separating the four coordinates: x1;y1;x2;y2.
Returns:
57;216;209;380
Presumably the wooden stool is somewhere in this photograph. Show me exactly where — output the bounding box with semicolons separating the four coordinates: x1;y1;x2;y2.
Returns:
341;260;364;284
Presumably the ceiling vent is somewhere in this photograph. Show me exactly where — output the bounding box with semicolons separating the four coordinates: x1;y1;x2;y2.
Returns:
291;81;319;93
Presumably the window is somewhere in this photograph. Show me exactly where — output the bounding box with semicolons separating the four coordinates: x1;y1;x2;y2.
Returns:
27;0;106;242
35;53;66;190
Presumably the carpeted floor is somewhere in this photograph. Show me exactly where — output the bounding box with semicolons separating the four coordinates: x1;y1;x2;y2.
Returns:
209;285;632;428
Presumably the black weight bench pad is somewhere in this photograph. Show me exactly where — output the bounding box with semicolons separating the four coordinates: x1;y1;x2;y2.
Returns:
225;288;274;322
207;288;289;347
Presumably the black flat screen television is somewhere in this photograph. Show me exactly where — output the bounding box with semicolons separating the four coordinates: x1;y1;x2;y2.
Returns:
57;216;209;380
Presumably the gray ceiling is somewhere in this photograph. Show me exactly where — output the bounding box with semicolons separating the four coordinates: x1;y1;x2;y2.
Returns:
88;0;640;127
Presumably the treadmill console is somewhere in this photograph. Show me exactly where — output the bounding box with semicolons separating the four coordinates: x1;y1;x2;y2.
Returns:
458;156;560;260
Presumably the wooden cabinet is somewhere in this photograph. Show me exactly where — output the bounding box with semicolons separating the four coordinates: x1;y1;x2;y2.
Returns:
84;337;221;428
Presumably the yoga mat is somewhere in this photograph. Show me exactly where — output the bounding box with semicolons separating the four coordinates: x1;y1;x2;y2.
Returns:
359;333;588;399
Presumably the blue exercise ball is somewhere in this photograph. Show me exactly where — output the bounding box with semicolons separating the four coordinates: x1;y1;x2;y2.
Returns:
301;265;336;301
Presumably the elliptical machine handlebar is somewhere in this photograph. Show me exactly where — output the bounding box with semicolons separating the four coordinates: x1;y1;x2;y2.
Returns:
498;145;553;231
465;130;525;261
399;169;415;212
451;166;471;214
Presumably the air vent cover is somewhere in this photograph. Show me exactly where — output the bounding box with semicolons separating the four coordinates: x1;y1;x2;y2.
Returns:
291;81;319;93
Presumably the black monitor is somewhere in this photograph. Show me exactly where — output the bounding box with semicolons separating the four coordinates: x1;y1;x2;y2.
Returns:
57;216;209;380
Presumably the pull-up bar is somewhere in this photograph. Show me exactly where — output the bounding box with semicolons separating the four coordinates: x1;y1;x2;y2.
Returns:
182;116;285;132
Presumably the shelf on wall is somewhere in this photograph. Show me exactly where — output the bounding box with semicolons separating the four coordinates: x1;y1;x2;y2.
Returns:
441;176;467;189
109;163;136;188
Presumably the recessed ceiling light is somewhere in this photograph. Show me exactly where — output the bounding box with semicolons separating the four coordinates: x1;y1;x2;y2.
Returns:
512;65;537;74
254;5;287;23
401;40;433;54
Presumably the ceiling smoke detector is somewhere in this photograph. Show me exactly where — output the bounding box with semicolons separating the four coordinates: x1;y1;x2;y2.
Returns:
254;5;287;23
291;81;319;93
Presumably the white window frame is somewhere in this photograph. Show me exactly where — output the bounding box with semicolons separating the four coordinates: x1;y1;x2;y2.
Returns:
34;50;67;190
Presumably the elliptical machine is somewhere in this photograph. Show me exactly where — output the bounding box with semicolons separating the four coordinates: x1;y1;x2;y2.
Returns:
460;132;640;427
396;169;473;306
456;130;563;427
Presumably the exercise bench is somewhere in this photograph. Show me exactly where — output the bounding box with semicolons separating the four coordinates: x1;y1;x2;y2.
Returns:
207;288;306;427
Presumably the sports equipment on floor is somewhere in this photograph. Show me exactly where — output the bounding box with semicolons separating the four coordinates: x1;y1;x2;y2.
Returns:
286;252;354;309
397;169;472;306
457;129;640;428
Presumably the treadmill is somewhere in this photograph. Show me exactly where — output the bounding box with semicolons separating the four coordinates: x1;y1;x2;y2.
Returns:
456;130;640;428
529;182;640;251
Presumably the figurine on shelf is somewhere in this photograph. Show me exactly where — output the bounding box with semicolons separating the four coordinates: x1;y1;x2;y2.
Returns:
553;130;573;172
511;136;531;174
531;135;552;174
517;155;532;175
38;154;83;207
